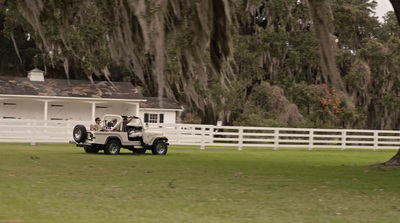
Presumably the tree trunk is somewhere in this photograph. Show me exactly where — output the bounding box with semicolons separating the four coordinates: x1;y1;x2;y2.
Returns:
383;0;400;166
307;0;346;92
382;149;400;166
390;0;400;25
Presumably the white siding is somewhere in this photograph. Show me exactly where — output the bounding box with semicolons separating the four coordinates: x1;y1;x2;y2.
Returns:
0;99;44;119
0;98;141;122
48;101;92;121
94;103;138;119
1;96;180;124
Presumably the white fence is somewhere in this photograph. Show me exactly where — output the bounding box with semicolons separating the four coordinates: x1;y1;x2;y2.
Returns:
0;119;92;144
148;124;400;150
1;119;400;150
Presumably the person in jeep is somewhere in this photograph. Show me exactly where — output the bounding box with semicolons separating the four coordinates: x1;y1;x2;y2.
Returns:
109;115;135;132
90;117;106;131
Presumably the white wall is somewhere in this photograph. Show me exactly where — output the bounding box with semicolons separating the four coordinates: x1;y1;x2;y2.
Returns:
0;97;180;123
0;98;140;122
94;102;138;120
0;99;44;119
48;101;92;121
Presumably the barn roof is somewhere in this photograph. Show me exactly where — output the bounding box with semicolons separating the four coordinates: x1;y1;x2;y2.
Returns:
0;76;144;100
140;97;183;110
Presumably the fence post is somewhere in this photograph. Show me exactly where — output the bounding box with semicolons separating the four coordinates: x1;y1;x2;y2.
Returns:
176;125;181;144
200;126;205;150
373;131;378;151
238;128;243;150
30;119;36;146
210;126;215;145
309;130;314;150
274;129;279;150
341;130;346;150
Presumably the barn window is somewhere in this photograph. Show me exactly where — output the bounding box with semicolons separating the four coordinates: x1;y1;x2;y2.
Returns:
144;113;164;123
3;103;17;119
149;114;158;123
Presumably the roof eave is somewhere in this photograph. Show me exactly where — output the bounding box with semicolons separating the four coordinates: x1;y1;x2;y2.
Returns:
139;108;184;112
0;94;146;102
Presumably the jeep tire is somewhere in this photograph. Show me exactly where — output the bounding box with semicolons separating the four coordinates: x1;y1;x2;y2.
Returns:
104;139;121;155
151;141;168;155
73;125;87;143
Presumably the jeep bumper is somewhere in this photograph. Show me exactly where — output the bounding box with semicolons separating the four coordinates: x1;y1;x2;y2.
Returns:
69;141;91;147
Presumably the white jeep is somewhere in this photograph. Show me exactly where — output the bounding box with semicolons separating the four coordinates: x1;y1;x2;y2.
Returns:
70;115;168;155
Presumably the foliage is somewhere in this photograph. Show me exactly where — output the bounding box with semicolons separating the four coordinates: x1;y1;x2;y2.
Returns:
180;112;202;124
233;82;304;127
320;87;343;121
0;7;39;75
1;0;400;129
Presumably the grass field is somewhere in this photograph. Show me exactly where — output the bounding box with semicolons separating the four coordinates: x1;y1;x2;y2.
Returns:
1;143;400;223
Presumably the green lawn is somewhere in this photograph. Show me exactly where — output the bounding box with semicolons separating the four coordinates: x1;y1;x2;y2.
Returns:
1;143;400;223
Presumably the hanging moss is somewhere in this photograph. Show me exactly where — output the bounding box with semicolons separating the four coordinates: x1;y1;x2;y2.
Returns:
4;0;233;121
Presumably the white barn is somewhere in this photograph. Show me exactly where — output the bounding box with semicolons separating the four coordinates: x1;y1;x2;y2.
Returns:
0;69;182;124
140;97;182;124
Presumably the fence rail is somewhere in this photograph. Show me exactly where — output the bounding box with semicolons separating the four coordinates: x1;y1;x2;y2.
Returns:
1;119;400;150
0;119;92;144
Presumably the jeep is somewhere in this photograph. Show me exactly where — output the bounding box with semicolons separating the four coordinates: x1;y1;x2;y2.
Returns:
70;115;168;155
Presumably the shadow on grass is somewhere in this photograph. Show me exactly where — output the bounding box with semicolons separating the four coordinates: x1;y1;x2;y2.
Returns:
72;151;176;156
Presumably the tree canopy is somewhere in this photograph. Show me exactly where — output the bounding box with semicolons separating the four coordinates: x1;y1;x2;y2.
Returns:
1;0;400;130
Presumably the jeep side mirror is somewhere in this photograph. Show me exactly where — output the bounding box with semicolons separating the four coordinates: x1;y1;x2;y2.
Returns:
133;116;139;119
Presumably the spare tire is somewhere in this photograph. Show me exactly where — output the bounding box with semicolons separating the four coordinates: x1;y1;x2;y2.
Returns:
73;125;87;143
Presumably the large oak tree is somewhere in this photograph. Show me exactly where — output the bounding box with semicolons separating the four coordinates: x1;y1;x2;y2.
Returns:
2;0;400;150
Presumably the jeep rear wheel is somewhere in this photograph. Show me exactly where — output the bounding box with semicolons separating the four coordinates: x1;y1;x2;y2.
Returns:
151;141;168;155
73;125;87;143
104;139;121;155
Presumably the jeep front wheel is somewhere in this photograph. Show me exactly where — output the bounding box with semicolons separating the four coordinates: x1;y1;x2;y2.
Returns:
151;141;168;155
104;139;121;155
